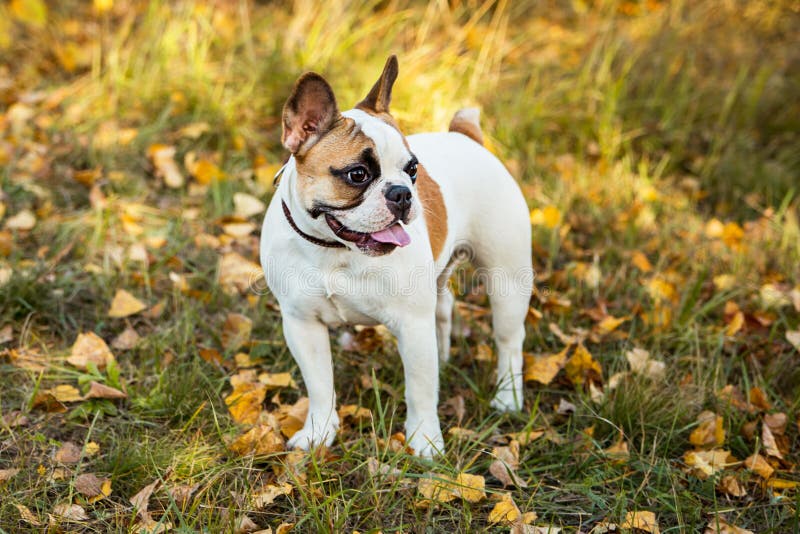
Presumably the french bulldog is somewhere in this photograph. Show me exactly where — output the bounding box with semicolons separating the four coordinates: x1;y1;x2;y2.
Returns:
260;56;532;457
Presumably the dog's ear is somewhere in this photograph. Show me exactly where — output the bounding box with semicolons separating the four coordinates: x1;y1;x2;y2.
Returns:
357;55;398;114
282;72;339;155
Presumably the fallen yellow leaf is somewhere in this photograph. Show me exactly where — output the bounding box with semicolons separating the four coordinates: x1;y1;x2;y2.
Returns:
564;344;602;387
689;411;725;448
46;384;82;403
68;332;116;371
108;289;147;318
228;420;285;456
224;382;266;425
218;252;263;295
488;493;521;524
147;144;184;188
743;453;774;479
523;347;569;385
222;313;252;351
621;510;660;534
631;251;653;272
683;449;736;480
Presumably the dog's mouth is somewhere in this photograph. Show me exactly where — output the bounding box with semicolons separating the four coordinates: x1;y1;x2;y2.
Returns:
324;214;411;254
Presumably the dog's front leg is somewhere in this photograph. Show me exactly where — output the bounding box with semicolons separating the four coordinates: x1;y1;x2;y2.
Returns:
282;314;339;450
391;318;444;458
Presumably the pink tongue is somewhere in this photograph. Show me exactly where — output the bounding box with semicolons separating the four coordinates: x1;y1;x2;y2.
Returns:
370;223;411;247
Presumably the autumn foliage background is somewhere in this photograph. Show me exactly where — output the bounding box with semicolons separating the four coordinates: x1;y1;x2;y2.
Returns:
1;0;800;532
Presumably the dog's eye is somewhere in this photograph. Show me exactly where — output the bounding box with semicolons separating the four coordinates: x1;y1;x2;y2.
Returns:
346;166;370;184
404;160;418;183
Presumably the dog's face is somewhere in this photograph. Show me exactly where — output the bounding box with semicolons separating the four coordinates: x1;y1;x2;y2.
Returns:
281;56;421;256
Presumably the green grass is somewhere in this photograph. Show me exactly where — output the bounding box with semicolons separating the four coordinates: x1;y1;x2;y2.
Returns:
1;0;799;532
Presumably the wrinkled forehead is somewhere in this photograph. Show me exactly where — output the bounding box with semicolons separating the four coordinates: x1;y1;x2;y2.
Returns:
342;109;410;166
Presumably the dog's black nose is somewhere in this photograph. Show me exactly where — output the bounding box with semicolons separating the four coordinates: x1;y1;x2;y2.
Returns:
385;185;412;219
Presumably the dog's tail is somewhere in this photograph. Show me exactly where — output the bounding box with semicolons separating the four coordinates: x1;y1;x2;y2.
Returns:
448;107;483;146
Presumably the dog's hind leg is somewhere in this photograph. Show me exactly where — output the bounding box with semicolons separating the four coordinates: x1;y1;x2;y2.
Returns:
471;198;533;412
435;283;454;363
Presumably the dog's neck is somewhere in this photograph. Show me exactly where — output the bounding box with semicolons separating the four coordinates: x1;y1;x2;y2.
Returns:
279;158;346;247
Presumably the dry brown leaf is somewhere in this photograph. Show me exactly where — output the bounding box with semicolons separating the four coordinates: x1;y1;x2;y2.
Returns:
229;421;285;456
761;421;783;459
225;382;266;425
108;289;147;318
3;411;29;428
489;440;526;488
488;493;521;524
764;412;787;435
85;381;127;400
786;330;800;353
147;144;184;188
704;517;755;534
31;392;67;413
744;453;774;479
0;324;13;344
74;473;112;503
564;344;602;387
366;457;403;480
441;394;466;425
524;347;569;385
111;327;140;350
252;482;293;508
625;348;666;380
621;511;660;534
6;347;48;371
167;483;198;509
50;503;89;522
0;468;20;482
130;478;161;516
5;209;36;230
548;322;584;345
68;332;115;371
218;252;262;295
689;411;725;448
748;387;771;411
54;441;82;464
15;503;41;525
717;475;747;498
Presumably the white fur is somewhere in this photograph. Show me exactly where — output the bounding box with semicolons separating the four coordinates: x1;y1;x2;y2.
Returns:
260;111;532;457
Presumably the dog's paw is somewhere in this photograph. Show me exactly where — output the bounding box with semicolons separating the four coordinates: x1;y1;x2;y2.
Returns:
406;422;445;458
286;420;338;451
490;389;523;413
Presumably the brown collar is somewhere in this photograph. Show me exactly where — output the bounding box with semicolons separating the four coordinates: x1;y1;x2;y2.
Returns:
281;200;347;249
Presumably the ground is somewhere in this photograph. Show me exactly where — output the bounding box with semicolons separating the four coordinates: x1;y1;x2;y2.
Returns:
1;1;799;532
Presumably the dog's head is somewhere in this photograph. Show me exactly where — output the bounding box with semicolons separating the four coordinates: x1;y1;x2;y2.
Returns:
281;56;420;256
